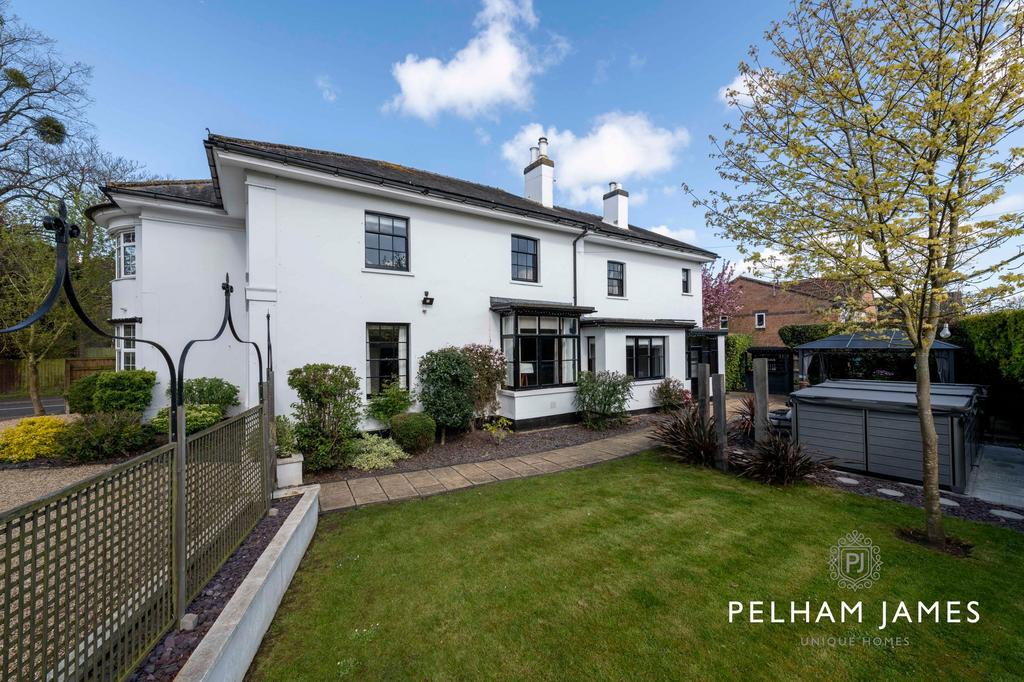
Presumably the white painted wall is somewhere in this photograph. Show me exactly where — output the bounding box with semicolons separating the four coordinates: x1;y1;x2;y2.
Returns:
107;208;248;415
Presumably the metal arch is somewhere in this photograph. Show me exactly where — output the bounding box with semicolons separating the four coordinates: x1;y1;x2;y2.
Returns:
0;201;181;438
175;273;264;405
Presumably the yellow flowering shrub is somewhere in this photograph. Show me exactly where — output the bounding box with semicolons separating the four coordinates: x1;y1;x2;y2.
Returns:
0;416;68;463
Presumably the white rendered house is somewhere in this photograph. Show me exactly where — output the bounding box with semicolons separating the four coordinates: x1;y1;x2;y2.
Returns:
87;134;724;428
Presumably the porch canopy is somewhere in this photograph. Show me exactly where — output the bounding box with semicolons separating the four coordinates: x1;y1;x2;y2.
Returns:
796;329;959;384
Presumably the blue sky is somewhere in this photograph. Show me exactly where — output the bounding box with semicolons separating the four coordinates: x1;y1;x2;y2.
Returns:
17;0;793;264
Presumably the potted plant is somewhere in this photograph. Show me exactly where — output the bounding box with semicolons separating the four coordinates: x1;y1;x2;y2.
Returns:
275;415;304;487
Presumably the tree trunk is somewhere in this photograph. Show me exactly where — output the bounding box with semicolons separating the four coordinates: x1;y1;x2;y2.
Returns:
915;347;944;546
27;352;45;416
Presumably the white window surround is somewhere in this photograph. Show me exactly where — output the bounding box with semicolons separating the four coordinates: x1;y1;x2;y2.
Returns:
115;230;137;279
361;268;415;277
720;316;729;330
755;312;767;329
681;267;691;295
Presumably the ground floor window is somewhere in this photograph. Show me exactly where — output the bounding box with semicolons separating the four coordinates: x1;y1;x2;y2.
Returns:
115;323;136;371
586;336;596;373
501;314;579;389
626;336;665;380
366;323;409;394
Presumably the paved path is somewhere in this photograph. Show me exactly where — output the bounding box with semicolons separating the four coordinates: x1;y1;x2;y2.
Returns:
319;428;655;512
967;444;1024;509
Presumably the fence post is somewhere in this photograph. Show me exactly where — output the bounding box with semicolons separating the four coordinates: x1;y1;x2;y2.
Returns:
712;373;728;471
697;362;710;424
174;404;188;628
262;378;274;499
753;357;770;444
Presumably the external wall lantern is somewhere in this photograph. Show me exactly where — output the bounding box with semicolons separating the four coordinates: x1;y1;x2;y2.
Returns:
422;291;435;306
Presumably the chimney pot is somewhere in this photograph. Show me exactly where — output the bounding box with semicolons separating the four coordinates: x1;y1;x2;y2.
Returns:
529;146;539;162
538;137;549;157
603;181;629;227
524;138;555;207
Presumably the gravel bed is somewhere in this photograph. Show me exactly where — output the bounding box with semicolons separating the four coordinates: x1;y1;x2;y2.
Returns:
129;494;301;681
0;462;115;513
813;467;1024;534
309;414;659;483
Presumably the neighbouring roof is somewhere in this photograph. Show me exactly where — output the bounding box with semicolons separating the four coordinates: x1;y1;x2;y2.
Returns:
735;275;865;302
791;380;981;413
489;297;596;316
795;330;958;351
200;134;715;258
580;317;697;329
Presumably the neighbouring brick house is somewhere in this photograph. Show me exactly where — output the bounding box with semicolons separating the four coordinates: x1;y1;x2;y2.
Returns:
725;276;876;347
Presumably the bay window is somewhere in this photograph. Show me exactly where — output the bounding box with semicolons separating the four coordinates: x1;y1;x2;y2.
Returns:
626;336;665;380
115;323;136;371
501;313;579;389
116;230;136;278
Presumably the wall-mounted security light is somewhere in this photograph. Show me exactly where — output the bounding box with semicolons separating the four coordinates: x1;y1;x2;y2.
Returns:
422;291;434;306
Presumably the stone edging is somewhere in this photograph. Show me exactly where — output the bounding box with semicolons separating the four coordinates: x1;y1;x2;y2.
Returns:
175;484;320;682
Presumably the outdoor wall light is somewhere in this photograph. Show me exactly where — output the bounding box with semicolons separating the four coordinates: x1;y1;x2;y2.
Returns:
422;291;435;306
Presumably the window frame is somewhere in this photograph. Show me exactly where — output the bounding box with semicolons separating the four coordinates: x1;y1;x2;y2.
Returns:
364;211;410;272
115;230;136;279
365;322;410;396
754;311;767;329
586;336;596;373
720;315;729;330
625;335;666;381
115;323;137;371
511;235;539;283
500;312;580;390
681;267;691;294
607;261;625;297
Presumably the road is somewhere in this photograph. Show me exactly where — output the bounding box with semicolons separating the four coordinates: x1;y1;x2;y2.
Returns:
0;396;67;420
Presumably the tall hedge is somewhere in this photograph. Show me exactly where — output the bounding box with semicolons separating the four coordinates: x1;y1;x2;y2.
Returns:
724;334;752;391
777;323;837;348
952;310;1024;384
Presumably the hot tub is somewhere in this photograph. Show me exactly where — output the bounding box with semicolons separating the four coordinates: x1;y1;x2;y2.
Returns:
791;380;983;493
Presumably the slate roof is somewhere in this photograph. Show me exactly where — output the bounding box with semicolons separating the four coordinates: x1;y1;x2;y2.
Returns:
200;134;715;258
735;275;864;302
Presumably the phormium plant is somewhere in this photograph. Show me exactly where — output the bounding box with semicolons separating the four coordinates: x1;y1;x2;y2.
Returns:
731;433;826;485
652;406;719;467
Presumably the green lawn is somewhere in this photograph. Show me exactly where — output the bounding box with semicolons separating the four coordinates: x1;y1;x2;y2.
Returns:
250;451;1024;681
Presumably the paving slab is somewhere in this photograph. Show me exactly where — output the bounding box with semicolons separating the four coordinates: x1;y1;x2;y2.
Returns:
939;498;960;508
501;457;543;476
348;477;389;505
377;474;418;501
474;460;520;480
403;469;446;495
431;466;474;490
319;482;355;511
451;463;498;485
516;454;563;473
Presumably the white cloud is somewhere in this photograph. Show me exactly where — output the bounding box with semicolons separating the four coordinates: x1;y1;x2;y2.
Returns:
628;53;646;70
986;191;1024;216
717;72;754;107
736;247;792;277
501;112;691;207
592;57;613;85
630;188;649;206
660;184;679;196
474;127;492;145
385;0;567;121
651;225;698;244
315;75;337;103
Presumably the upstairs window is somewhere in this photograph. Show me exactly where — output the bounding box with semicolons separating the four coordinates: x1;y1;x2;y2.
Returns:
116;231;136;278
115;323;136;371
365;213;409;271
501;313;578;388
366;323;409;395
626;336;665;380
607;261;625;297
681;267;691;294
755;312;767;329
511;235;538;282
720;316;729;330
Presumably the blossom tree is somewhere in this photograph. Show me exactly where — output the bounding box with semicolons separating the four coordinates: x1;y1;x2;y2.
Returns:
701;260;743;328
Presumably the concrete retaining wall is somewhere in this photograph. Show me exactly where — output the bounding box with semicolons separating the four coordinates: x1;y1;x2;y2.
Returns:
176;485;319;682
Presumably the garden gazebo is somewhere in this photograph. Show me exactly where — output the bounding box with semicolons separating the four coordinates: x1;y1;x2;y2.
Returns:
796;330;958;384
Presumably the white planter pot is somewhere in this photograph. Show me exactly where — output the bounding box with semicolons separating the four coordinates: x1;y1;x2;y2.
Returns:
276;455;304;489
